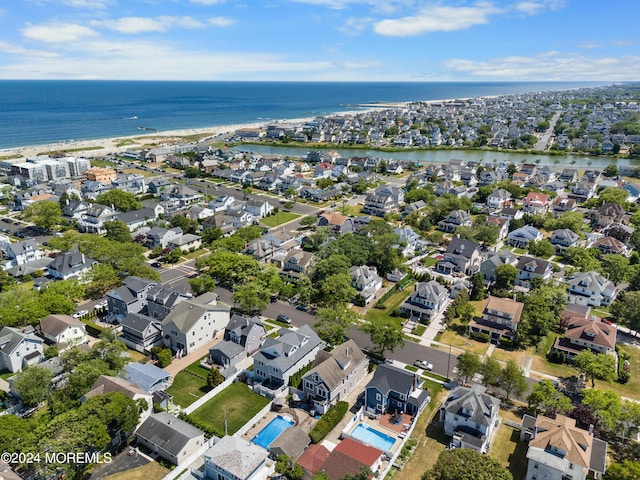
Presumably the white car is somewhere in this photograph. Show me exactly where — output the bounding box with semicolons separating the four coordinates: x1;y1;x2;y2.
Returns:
72;310;88;318
414;360;433;371
95;300;108;309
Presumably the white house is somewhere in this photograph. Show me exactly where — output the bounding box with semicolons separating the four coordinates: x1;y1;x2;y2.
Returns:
37;314;87;350
566;271;618;307
350;265;383;304
0;326;44;373
204;436;272;480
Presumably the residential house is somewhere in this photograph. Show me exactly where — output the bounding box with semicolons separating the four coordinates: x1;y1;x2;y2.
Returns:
394;226;427;257
0;326;44;373
403;200;426;217
115;206;164;232
436;237;482;276
120;312;164;352
162;295;230;356
281;249;314;282
485;216;509;241
268;427;310;464
148;178;171;195
362;185;404;217
551;197;577;216
437;210;471;233
350;265;383;304
47;250;97;280
480;249;518;283
317;211;353;234
305;438;384;480
499;207;524;221
549;229;580;254
160;184;203;206
203;436;272;480
145;227;183;249
244;198;274;219
566;271;618;308
37;314;87;350
553;313;616;361
592;203;626;229
202;214;236;237
507;225;543;249
591;236;631;256
559;169;579;183
123;362;171;393
0;238;45;270
136;412;206;465
209;314;266;370
168;233;202;253
364;363;430;416
516;256;553;287
77;203;117;234
210;195;236;213
622;183;640;202
486;189;512;209
84;375;153;424
400;280;449;322
520;414;607;480
522;192;551;214
107;276;157;321
439;384;501;453
570;181;597;201
252;324;323;390
468;296;524;345
301;339;368;414
62;199;90;219
146;284;192;321
226;204;256;228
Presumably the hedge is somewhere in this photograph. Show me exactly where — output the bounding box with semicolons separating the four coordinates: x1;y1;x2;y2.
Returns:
309;401;349;444
81;319;105;337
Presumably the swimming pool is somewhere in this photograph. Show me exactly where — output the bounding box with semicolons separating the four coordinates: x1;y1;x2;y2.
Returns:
350;423;396;451
251;415;294;449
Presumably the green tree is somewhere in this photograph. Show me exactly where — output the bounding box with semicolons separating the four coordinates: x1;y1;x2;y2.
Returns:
207;367;225;388
456;352;481;384
423;448;512;480
171;214;200;235
12;366;52;407
603;164;619;178
314;307;358;346
360;318;404;358
526;379;572;417
573;349;616;387
274;454;304;480
601;254;630;284
581;388;622;434
233;280;270;314
0;415;33;454
605;460;640;480
598;187;628;207
479;357;502;387
295;274;314;306
470;273;486;301
78;391;141;437
528;239;555;259
518;284;566;346
156;348;172;368
319;273;356;308
95;188;141;212
342;467;373;480
300;215;317;228
189;275;216;295
493;264;518;291
22;201;63;231
104;219;132;243
499;360;528;401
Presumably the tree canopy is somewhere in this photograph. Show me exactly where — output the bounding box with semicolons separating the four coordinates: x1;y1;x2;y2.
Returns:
95;188;141;212
422;448;513;480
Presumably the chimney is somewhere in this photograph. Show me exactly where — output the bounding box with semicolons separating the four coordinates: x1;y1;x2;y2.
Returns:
588;424;594;436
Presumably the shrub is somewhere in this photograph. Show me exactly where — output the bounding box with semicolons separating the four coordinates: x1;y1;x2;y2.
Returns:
499;338;513;349
547;350;566;364
310;401;349;444
354;295;366;307
617;369;631;384
156;348;173;368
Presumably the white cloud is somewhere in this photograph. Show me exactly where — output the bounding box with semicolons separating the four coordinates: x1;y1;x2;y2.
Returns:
287;0;408;13
374;3;502;37
578;41;601;50
337;17;373;36
0;41;59;58
208;17;236;27
443;52;640;81
28;0;114;9
21;23;97;43
98;16;211;34
513;0;565;16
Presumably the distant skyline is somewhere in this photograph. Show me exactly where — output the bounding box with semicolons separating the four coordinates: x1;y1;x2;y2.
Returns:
0;1;638;81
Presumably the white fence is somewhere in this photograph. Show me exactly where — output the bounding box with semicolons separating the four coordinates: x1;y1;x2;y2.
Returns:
182;371;240;415
233;402;273;438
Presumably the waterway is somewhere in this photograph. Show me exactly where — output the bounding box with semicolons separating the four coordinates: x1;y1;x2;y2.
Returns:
234;144;640;170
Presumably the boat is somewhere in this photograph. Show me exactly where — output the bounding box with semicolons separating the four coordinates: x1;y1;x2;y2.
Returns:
137;126;156;131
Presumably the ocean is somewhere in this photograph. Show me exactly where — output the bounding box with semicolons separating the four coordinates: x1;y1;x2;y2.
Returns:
0;80;603;150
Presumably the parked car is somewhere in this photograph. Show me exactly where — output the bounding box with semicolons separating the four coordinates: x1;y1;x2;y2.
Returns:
95;300;108;309
277;314;292;324
414;360;433;371
296;305;309;312
151;261;162;268
72;310;88;319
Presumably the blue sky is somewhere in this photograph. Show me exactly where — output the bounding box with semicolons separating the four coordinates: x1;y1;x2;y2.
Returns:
0;0;637;81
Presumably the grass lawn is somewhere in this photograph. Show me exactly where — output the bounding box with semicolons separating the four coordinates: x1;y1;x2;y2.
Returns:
528;333;578;379
189;382;270;437
166;358;211;407
593;343;640;401
393;381;447;480
438;324;489;356
126;349;147;363
491;347;527;365
183;248;209;260
103;461;170;480
490;423;529;480
512;247;528;254
422;256;438;268
365;283;414;325
260;211;301;227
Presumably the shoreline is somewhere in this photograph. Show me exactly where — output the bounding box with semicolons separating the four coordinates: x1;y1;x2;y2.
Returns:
0;97;479;161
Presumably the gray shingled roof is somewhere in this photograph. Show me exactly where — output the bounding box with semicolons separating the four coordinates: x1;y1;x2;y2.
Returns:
443;384;500;428
304;339;365;391
204;436;268;479
254;324;322;374
367;363;418;397
161;300;229;333
136;412;204;457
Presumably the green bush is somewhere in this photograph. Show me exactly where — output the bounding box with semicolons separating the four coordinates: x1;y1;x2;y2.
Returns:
310;401;349;444
617;369;631;384
499;338;513;349
470;332;489;343
547;350;566;364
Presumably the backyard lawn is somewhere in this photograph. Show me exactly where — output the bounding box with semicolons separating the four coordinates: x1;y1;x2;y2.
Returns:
103;461;169;480
438;324;489;356
188;382;270;437
490;423;529;480
594;343;640;401
166;359;211;407
260;211;300;227
364;282;414;325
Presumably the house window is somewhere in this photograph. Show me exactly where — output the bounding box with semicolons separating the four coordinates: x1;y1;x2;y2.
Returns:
376;393;381;401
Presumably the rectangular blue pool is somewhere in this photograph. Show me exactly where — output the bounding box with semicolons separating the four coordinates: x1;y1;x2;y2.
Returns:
350;423;396;451
251;415;294;449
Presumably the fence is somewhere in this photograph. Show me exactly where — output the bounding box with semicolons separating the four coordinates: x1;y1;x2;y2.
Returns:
182;371;240;415
502;418;523;430
233;402;273;438
161;436;219;480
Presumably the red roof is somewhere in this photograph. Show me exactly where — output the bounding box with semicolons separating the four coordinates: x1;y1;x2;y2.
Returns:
334;437;383;467
297;444;331;475
524;192;550;205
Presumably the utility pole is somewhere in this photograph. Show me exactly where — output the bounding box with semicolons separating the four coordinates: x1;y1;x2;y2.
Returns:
446;343;452;381
223;406;228;436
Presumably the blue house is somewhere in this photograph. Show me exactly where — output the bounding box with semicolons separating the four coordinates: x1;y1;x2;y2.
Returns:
124;362;171;393
364;364;430;416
